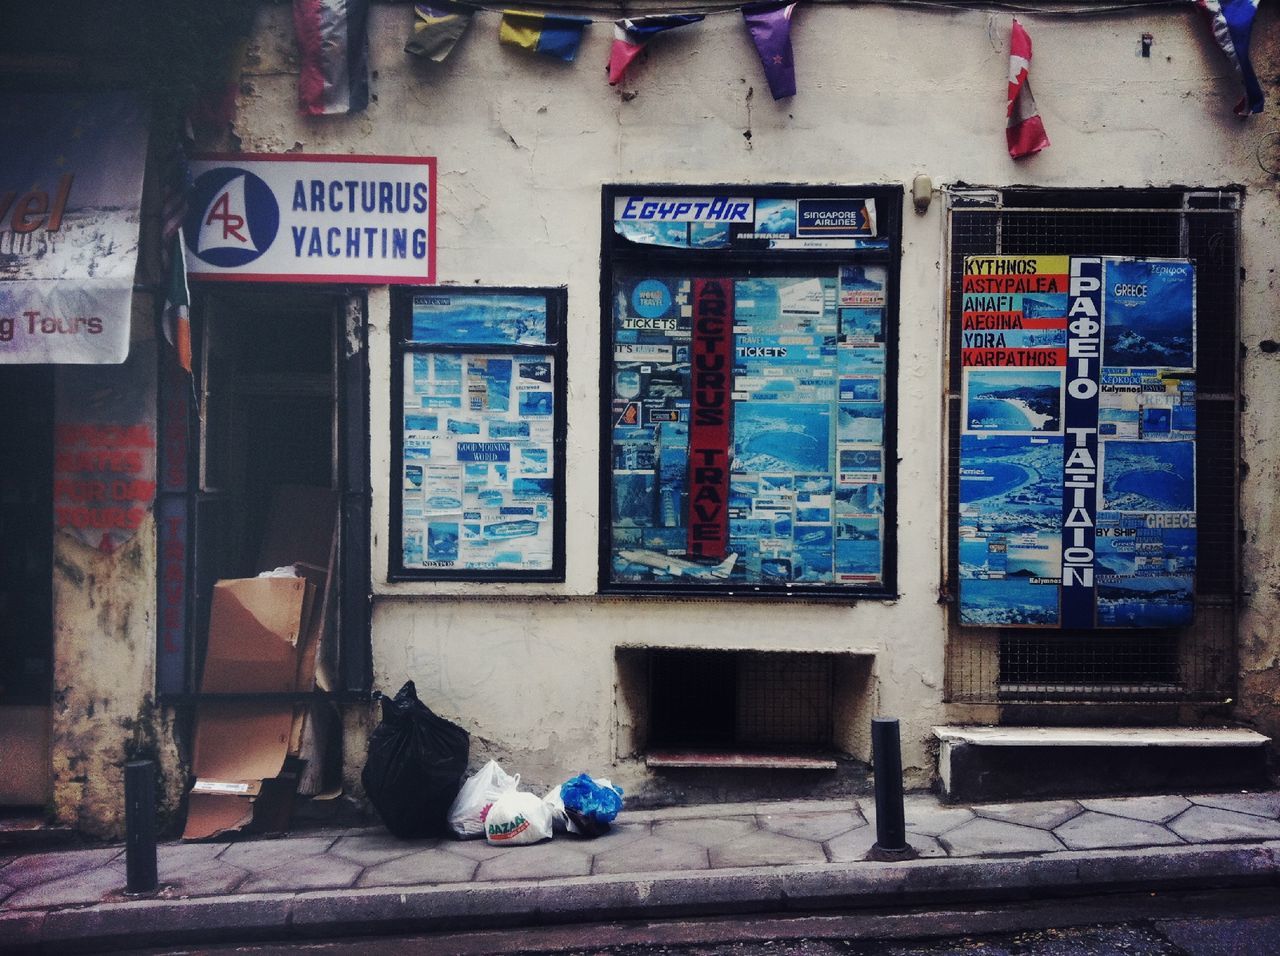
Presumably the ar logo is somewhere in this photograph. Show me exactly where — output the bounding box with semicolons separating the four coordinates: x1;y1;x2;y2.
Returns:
185;167;280;268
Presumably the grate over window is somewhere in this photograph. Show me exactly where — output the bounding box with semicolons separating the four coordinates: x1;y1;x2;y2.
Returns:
649;649;835;749
944;189;1240;704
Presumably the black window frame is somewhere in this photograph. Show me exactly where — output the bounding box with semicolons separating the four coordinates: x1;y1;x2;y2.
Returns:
599;183;903;601
388;285;568;583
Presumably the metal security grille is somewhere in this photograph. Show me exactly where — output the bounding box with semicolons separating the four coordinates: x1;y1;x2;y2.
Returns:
944;188;1240;703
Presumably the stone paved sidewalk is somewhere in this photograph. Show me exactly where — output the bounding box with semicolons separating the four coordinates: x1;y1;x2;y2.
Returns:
3;790;1280;952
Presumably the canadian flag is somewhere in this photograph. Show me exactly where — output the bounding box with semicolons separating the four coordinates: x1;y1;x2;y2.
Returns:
1007;19;1050;159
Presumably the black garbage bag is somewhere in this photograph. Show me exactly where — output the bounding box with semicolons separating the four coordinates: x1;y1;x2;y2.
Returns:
361;680;469;838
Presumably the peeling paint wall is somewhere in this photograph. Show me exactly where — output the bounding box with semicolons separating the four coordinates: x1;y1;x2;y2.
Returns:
224;3;1280;802
49;306;184;839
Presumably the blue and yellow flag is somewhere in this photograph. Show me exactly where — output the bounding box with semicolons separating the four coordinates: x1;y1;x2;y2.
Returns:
406;2;475;62
499;10;590;62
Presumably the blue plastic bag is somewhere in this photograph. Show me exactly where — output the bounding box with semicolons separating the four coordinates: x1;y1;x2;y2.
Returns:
560;773;624;835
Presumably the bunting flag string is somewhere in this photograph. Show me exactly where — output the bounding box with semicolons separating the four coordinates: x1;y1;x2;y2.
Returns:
1195;0;1264;115
742;1;799;100
285;0;1262;150
406;1;477;62
608;14;706;85
500;10;592;61
1006;18;1050;159
293;0;371;115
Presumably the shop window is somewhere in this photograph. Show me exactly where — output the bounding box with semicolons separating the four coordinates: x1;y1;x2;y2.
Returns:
389;287;567;581
943;188;1240;703
600;185;902;598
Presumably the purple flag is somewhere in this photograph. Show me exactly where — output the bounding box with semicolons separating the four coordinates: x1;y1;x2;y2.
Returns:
742;1;797;100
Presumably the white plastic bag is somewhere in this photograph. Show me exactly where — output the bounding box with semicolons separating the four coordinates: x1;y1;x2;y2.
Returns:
544;776;622;836
484;789;553;845
448;760;517;839
543;784;570;833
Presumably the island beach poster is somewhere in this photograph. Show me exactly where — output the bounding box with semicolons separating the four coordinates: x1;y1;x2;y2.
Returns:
963;368;1063;434
958;433;1064;626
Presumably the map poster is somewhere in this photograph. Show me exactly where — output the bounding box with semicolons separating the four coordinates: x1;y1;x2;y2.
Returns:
958;256;1196;629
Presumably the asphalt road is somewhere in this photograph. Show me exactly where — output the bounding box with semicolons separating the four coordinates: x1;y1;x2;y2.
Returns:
139;886;1280;956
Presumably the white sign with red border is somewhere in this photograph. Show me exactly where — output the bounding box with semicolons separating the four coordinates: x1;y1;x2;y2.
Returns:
184;153;436;284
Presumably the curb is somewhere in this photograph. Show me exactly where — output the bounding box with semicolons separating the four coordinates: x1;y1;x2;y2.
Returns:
3;841;1278;954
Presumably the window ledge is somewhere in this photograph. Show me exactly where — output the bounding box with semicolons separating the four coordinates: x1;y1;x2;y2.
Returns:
645;750;839;771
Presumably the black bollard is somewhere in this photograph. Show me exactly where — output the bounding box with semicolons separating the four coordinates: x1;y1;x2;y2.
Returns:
124;760;158;894
870;717;911;858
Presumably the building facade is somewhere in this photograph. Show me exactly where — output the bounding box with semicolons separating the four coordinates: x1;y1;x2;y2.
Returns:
2;1;1278;836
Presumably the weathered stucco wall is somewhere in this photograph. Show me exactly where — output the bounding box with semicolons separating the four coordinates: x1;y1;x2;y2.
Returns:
50;319;184;839
218;3;1279;800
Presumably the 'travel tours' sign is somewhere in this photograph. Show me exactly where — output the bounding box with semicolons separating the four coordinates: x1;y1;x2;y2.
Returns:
0;93;148;364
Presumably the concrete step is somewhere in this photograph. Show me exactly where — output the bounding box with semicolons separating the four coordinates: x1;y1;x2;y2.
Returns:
934;726;1272;803
0;814;78;853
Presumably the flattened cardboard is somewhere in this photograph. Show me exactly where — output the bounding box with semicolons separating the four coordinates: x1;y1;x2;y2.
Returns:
185;703;294;840
185;485;341;839
192;701;295;783
201;577;308;695
184;792;255;840
294;558;334;693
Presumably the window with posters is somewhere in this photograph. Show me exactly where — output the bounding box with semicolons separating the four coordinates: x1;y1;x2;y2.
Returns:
390;287;566;581
600;185;901;597
944;187;1242;703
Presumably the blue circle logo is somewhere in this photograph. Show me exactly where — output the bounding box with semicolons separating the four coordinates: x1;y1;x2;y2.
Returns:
184;167;279;268
631;279;673;319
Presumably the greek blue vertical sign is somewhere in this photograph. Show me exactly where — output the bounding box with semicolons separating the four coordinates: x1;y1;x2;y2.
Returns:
1060;257;1102;628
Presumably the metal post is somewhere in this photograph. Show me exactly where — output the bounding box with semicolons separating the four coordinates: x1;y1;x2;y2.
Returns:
870;717;912;858
124;760;158;894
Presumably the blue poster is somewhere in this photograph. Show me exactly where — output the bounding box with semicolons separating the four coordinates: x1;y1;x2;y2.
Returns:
1101;440;1195;513
609;266;887;590
1102;260;1195;370
411;293;548;345
734;403;831;474
400;345;557;574
958;433;1065;627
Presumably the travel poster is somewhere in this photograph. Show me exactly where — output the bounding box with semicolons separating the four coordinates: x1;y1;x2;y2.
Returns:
958;256;1196;628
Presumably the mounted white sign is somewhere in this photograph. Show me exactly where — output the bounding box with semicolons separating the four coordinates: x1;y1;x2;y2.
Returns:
184;153;436;284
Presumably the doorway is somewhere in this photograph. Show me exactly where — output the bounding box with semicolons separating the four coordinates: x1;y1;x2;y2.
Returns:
0;366;54;806
185;286;370;696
